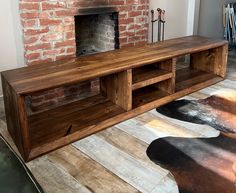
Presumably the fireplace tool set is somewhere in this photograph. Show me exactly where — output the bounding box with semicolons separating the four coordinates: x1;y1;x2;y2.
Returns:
151;8;166;43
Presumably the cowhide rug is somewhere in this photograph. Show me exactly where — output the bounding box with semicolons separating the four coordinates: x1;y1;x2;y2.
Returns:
147;89;236;193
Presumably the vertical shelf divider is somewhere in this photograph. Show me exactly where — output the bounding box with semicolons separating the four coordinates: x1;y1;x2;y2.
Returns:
100;69;132;111
155;58;176;94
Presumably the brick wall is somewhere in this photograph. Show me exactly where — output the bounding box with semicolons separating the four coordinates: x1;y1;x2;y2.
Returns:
20;0;149;65
19;0;149;109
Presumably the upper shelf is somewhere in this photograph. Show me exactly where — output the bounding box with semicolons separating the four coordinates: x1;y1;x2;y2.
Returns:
1;36;228;94
132;65;172;90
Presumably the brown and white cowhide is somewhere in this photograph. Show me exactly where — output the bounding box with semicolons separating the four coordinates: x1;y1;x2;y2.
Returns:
147;89;236;193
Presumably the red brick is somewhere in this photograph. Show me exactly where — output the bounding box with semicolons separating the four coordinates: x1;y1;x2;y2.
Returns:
67;47;76;53
119;37;128;44
22;20;37;28
136;29;147;35
28;58;53;66
118;5;132;12
44;93;59;100
24;36;38;44
51;25;74;32
43;50;60;56
43;48;65;56
55;10;76;17
55;40;76;48
56;54;75;61
64;17;74;24
128;11;142;17
140;0;147;4
20;12;49;19
40;19;61;26
42;2;65;10
119;13;127;19
26;43;51;51
119;25;127;32
41;33;63;42
120;31;135;37
127;0;139;5
128;36;141;42
31;96;44;104
137;5;147;10
128;24;142;30
76;1;93;7
25;53;40;60
19;3;39;10
119;18;134;25
65;32;75;40
21;0;46;2
24;27;49;36
111;0;125;5
140;35;148;40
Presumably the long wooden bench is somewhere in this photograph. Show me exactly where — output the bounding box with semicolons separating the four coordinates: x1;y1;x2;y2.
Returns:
1;36;228;161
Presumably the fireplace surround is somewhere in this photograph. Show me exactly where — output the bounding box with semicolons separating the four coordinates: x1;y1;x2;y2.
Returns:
19;0;149;108
20;0;149;65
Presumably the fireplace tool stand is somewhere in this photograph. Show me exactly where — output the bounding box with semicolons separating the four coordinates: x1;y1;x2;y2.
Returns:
151;8;166;43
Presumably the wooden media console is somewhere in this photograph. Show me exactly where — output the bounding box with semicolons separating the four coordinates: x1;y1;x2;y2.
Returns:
1;36;228;161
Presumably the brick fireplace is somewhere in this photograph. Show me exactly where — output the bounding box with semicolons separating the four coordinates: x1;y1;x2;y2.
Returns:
19;0;149;109
20;0;149;65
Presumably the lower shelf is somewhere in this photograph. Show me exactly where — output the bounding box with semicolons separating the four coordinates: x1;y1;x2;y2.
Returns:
132;85;169;108
28;94;125;147
176;67;220;92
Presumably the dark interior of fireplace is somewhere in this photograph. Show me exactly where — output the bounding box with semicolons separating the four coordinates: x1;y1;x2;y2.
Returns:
74;7;120;56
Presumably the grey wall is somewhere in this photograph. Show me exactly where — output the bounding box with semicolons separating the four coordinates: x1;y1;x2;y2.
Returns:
198;0;224;39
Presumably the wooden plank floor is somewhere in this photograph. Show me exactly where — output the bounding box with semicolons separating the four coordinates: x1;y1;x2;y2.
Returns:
0;51;235;193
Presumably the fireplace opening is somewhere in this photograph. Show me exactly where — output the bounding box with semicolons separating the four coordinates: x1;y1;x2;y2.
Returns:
75;7;120;56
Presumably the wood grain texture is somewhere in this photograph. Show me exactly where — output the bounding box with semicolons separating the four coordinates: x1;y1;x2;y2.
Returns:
101;70;132;111
1;75;30;160
48;146;139;193
2;36;227;94
73;135;170;193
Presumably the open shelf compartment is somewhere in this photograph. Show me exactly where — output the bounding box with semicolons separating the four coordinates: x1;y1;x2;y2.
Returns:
175;67;220;92
28;94;125;147
132;59;174;90
132;79;172;108
175;47;226;92
27;70;132;148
